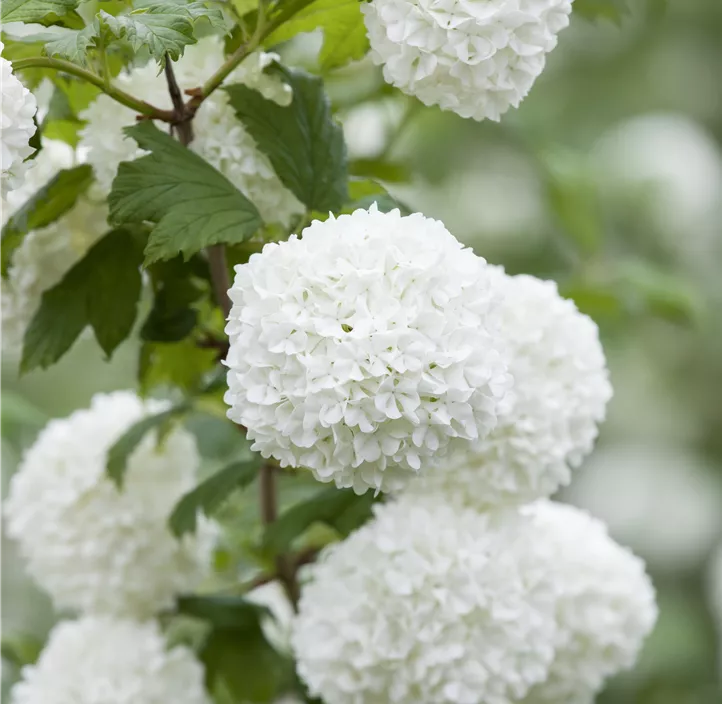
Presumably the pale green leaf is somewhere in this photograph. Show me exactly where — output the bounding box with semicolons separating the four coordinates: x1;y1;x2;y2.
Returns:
44;24;97;65
1;0;79;23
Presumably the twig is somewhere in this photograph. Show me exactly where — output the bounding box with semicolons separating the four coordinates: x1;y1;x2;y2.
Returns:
164;56;194;145
207;245;232;319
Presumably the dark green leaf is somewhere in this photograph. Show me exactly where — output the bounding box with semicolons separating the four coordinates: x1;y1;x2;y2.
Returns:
138;340;218;394
1;0;79;23
350;158;411;183
44;24;97;65
226;67;348;212
142;257;206;342
106;403;189;486
201;624;287;703
346;178;409;214
177;594;270;630
109;122;263;265
266;0;369;70
170;459;261;537
263;487;376;554
1;165;93;276
21;228;143;373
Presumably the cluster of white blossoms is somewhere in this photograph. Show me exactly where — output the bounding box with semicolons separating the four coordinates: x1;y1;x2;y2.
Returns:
293;497;557;704
1;139;108;353
294;498;656;704
0;42;37;192
362;0;574;121
9;617;210;704
4;391;214;618
79;35;303;226
407;268;612;509
224;206;513;494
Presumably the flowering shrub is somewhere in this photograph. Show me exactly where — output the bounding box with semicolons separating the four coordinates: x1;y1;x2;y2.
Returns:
1;1;660;703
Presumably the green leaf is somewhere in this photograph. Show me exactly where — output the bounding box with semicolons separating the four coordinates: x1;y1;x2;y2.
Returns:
170;459;261;537
1;165;93;276
263;487;376;555
1;391;48;438
177;594;269;629
109;122;263;265
44;24;97;65
139;339;218;394
574;0;629;23
1;0;79;23
106;403;190;487
225;67;348;212
141;257;206;342
347;178;409;214
350;157;411;183
21;228;143;373
266;0;369;71
1;633;44;669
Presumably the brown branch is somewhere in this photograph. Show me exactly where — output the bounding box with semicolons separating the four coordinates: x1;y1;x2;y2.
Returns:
207;245;232;319
163;56;194;145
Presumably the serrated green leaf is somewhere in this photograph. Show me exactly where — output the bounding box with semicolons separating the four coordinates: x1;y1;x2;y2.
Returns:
109;122;263;264
574;0;629;23
226;67;348;212
21;228;143;373
44;24;97;65
266;0;369;70
1;0;79;23
106;402;190;486
1;164;93;276
170;459;261;536
263;487;376;555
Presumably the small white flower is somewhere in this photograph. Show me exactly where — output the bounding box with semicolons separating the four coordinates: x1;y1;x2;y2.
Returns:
362;0;574;121
522;501;657;704
9;616;210;704
293;496;557;704
407;268;611;509
78;36;302;226
224;206;512;494
4;391;214;619
0;43;37;192
2;140;108;354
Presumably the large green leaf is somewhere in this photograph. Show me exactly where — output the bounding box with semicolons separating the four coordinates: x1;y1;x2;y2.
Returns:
1;164;94;276
263;487;376;555
138;340;218;394
225;67;348;212
169;458;261;537
106;402;190;487
21;228;143;373
266;0;369;70
109;122;263;265
44;25;97;65
1;0;79;23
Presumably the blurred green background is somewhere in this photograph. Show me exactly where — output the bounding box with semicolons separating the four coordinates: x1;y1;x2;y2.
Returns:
3;0;722;702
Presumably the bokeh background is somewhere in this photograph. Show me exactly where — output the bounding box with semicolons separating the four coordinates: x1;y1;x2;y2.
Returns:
3;0;722;702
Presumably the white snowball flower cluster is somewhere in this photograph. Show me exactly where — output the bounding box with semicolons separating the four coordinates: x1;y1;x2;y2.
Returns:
224;206;512;494
0;42;37;192
9;617;210;704
293;497;556;704
79;36;302;226
521;501;657;704
4;391;214;619
362;0;573;121
407;268;612;508
1;139;108;354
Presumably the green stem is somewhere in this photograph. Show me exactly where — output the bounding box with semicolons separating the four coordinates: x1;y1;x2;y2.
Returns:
199;0;316;100
12;57;174;121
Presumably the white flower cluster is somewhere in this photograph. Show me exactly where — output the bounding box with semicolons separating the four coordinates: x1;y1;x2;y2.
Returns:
293;497;557;704
1;139;108;354
4;391;214;619
224;206;512;494
0;43;37;191
408;268;612;509
9;617;210;704
362;0;573;121
521;501;657;704
294;498;656;704
79;36;302;226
